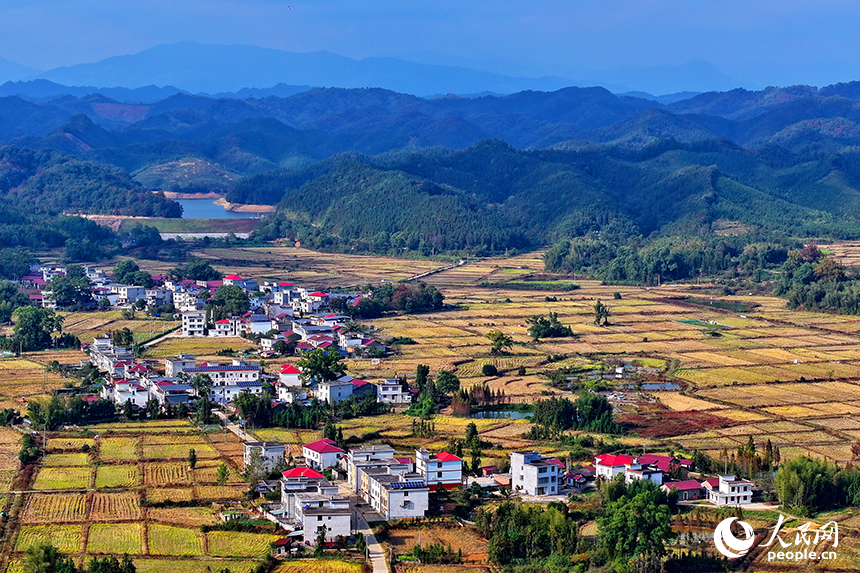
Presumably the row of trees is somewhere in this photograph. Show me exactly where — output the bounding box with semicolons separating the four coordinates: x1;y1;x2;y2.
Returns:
335;281;445;319
528;394;620;437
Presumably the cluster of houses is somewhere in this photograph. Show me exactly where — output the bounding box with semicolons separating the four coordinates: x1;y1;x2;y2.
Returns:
247;438;464;543
92;336;264;407
91;331;412;412
592;452;754;505
15;264;384;357
247;438;757;546
178;278;385;357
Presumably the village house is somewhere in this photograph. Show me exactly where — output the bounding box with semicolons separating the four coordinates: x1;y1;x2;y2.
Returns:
703;475;754;505
302;438;345;470
511;451;560;496
244;441;287;473
415;448;463;491
661;479;706;501
316;380;353;405
181;310;206;337
279;467;350;543
376;379;412;405
278;364;302;387
100;378;148;408
164;354;196;377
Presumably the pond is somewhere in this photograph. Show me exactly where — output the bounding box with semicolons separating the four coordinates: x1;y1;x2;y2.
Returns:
176;199;259;219
470;410;533;419
619;382;680;390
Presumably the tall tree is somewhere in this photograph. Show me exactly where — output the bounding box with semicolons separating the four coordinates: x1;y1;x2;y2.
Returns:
12;306;63;351
485;330;513;355
297;348;346;383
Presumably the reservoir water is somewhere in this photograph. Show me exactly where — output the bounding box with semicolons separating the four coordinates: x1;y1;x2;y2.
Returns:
176;199;259;219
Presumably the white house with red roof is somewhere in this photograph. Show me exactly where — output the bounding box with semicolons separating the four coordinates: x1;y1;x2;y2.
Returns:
594;453;633;480
303;438;345;470
278;364;302;387
223;274;247;289
415;448;463;491
213;317;243;337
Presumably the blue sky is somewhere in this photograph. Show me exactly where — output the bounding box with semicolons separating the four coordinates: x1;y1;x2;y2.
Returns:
2;0;859;87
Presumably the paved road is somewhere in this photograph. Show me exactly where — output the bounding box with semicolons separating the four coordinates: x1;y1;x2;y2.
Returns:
213;410;246;440
337;482;388;573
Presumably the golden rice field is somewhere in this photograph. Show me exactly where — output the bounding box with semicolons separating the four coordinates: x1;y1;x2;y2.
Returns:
147;507;219;528
144;336;255;359
60;311;179;344
0;358;67;410
132;559;259;573
143;462;190;486
89;492;141;521
98;437;139;460
21;493;87;523
0;430;22;471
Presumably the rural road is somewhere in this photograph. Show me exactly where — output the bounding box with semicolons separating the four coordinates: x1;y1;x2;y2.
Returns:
338;482;388;573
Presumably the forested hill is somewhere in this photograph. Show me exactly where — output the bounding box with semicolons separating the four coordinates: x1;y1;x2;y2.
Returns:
251;139;860;254
0;146;179;218
8;81;860;257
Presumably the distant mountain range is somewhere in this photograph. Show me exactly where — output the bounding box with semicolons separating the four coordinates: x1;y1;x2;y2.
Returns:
5;78;860;254
0;42;749;96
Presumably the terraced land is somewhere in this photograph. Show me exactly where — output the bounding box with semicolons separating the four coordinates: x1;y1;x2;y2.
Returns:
4;420;273;572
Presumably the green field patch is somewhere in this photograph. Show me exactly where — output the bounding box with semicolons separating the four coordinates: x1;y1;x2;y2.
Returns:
98;437;139;461
206;531;279;557
46;438;95;451
148;524;204;556
15;524;82;553
95;465;141;489
133;559;259;573
43;453;91;466
87;523;143;555
141;443;219;460
120;217;259;234
32;467;91;490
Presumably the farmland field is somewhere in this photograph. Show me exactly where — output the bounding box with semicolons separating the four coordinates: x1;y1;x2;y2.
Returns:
133;559;260;573
206;531;280;557
98;437;139;460
31;467;91;490
21;493;87;523
89;491;141;521
0;358;68;410
274;562;362;573
143;462;191;485
386;525;489;560
95;464;141;488
14;524;82;553
87;523;143;554
43;453;91;466
147;524;204;556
